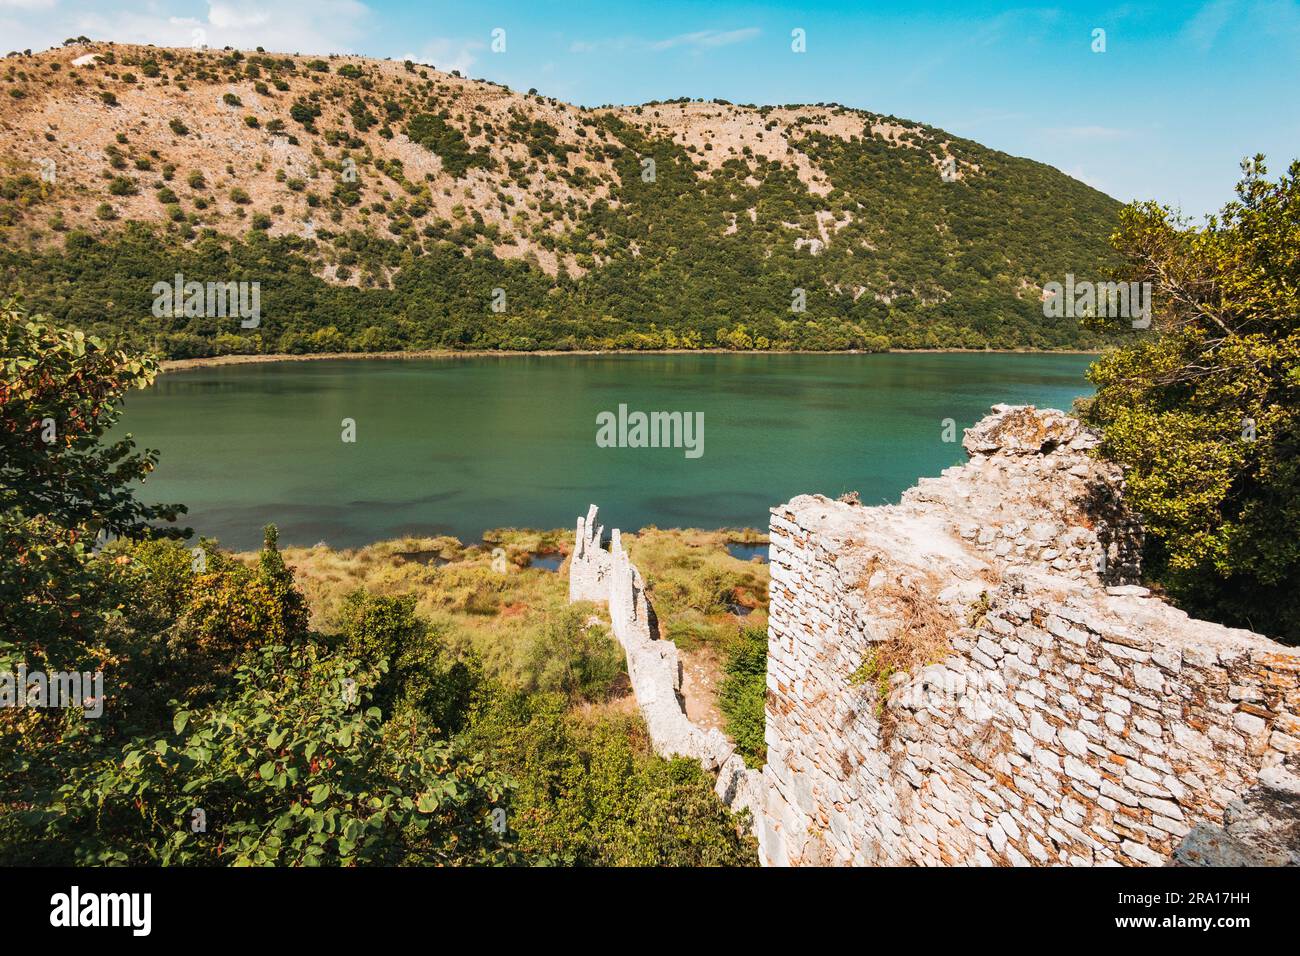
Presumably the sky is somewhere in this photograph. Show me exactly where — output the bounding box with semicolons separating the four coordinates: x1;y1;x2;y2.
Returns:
3;0;1298;218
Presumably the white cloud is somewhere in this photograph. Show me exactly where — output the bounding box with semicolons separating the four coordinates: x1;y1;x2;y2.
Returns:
400;37;484;76
649;28;760;51
1181;0;1238;51
13;0;375;55
207;2;274;31
570;27;760;55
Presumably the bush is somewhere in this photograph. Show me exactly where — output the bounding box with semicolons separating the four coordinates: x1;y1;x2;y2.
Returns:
518;605;625;704
717;626;767;767
337;591;475;732
40;642;515;865
466;689;755;866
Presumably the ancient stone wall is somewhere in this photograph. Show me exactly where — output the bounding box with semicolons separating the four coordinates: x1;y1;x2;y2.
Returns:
758;406;1300;866
568;506;763;814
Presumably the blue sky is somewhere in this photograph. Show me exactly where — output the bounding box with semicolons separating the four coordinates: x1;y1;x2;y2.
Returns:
4;0;1298;217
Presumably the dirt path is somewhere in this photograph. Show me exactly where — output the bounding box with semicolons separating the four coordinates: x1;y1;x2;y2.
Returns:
678;645;728;735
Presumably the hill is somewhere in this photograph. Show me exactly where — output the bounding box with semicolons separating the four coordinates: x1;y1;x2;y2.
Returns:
0;41;1123;355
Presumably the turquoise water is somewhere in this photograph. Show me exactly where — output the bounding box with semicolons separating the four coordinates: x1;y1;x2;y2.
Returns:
116;353;1094;550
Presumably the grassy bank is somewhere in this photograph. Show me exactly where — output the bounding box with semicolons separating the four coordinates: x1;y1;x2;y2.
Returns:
252;525;772;764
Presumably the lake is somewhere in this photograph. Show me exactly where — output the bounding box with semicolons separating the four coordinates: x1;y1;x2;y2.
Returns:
117;353;1095;550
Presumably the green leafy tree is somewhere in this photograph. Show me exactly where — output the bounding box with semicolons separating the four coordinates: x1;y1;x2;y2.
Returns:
44;643;516;866
518;605;625;704
0;299;186;671
1084;157;1300;642
337;590;476;733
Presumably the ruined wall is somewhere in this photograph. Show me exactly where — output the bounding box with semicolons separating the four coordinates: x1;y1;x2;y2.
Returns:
569;506;764;815
760;406;1300;866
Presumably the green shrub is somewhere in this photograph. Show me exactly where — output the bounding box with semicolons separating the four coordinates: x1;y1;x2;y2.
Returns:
466;689;755;866
40;642;515;865
518;605;625;704
717;626;767;767
406;112;493;178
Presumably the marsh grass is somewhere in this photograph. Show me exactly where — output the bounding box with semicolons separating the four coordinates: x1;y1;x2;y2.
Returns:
625;527;769;651
257;525;770;713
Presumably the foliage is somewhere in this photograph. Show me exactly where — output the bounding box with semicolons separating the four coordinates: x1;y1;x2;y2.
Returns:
517;604;625;704
406;112;493;178
465;688;756;866
717;626;768;768
38;643;514;866
0;299;186;671
1083;157;1300;642
336;589;476;733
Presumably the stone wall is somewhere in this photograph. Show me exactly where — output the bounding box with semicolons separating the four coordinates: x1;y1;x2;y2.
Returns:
568;506;764;815
758;405;1300;866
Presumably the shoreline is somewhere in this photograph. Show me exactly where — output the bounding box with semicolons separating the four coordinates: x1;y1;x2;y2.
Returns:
160;347;1104;373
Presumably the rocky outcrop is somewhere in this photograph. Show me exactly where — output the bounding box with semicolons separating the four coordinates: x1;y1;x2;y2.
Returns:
760;405;1300;866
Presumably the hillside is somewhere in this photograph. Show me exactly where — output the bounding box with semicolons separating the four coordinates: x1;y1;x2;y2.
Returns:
0;41;1123;355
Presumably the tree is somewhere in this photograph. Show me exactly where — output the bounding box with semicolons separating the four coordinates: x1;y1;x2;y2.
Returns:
0;299;187;670
45;642;516;866
1083;157;1300;642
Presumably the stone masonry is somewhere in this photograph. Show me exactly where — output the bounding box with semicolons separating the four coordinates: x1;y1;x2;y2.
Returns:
570;409;1300;866
759;405;1300;866
569;505;762;810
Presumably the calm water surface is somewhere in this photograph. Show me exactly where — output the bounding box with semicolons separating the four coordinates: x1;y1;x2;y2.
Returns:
117;353;1094;550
